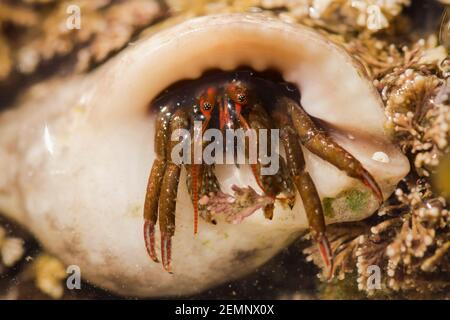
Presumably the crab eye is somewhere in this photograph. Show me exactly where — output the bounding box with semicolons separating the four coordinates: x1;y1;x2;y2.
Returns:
226;82;249;106
203;102;212;110
237;93;246;104
199;87;216;116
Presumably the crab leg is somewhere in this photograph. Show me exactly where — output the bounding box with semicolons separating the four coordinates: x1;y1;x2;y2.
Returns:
190;163;202;234
189;87;217;234
231;100;271;194
236;111;267;194
143;160;164;262
143;110;172;263
186;164;221;223
276;96;384;204
272;109;334;277
230;102;276;219
158;108;190;272
225;82;295;211
158;163;181;272
245;104;296;217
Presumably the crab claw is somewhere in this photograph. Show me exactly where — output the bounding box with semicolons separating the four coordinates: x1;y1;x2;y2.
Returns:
161;232;173;273
315;234;334;280
144;220;158;263
264;203;274;220
360;169;384;205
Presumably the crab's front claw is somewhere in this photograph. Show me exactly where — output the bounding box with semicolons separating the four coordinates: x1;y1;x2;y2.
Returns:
263;203;275;220
144;220;159;263
314;234;334;280
280;96;385;207
161;232;173;273
359;169;384;205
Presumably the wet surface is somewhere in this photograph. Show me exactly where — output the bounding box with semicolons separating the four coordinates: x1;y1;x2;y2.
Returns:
0;211;318;299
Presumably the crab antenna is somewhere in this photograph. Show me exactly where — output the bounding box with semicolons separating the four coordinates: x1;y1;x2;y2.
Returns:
191;165;201;235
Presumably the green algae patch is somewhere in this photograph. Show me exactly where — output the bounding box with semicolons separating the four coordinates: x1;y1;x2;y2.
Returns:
322;188;371;219
322;197;335;218
344;189;370;213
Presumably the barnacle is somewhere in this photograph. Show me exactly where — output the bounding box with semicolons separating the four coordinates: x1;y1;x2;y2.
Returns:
0;225;25;271
32;254;67;299
0;0;162;81
166;0;411;33
305;34;450;297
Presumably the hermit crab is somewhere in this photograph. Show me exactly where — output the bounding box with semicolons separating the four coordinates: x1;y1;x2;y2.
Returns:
0;14;409;297
143;70;384;275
